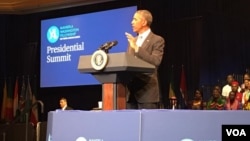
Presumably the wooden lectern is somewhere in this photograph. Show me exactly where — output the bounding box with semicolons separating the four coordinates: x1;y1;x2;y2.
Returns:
78;52;155;110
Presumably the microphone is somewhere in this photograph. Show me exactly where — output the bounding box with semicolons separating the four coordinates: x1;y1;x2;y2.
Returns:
99;41;118;50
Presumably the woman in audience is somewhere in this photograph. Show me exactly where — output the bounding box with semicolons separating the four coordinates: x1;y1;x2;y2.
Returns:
206;85;226;110
242;80;250;110
190;89;204;110
242;79;250;106
240;72;250;93
243;97;250;110
231;81;243;103
224;91;242;110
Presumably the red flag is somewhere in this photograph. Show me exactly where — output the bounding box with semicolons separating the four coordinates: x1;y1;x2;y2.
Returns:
27;78;38;126
1;80;7;120
1;79;14;121
180;67;188;105
13;78;19;118
6;79;14;121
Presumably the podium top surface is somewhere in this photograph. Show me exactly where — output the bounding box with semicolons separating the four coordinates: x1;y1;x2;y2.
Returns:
78;52;155;74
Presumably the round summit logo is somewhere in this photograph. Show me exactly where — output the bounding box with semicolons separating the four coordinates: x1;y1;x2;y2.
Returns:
47;26;59;43
75;137;87;141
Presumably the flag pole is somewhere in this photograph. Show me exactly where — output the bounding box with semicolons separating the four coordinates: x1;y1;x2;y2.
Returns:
25;112;28;141
25;75;29;141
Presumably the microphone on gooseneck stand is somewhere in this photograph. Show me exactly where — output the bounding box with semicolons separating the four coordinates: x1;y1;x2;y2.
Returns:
98;41;118;53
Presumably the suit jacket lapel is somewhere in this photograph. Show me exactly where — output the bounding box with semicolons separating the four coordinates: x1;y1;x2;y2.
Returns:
140;32;153;49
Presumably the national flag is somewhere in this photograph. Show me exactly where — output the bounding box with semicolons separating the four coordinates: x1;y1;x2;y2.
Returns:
27;78;38;126
18;76;26;123
19;77;26;105
25;78;32;112
1;80;7;120
13;77;19;118
5;78;14;121
180;66;188;107
1;78;14;121
169;67;176;98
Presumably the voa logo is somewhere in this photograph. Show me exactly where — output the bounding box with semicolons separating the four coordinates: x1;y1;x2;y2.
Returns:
226;129;246;136
47;26;59;43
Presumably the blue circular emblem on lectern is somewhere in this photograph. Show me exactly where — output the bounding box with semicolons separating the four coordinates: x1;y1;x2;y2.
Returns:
47;26;59;43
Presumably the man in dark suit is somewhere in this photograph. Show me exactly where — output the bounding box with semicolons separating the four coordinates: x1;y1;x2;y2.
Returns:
59;97;73;110
125;9;165;109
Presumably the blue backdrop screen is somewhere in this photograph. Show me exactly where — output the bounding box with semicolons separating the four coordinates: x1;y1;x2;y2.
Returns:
40;6;137;87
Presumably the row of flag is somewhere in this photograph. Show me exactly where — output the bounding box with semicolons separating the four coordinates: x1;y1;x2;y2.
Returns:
168;66;188;108
1;77;38;126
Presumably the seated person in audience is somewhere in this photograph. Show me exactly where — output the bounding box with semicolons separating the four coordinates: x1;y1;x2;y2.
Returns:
214;85;224;99
190;89;204;110
206;86;226;110
240;72;250;92
243;97;250;110
222;74;235;98
242;79;250;106
224;91;242;110
214;85;222;95
241;79;250;111
59;97;73;110
231;81;242;103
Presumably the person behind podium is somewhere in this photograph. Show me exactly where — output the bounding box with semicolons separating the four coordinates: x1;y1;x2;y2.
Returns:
125;9;165;109
59;97;73;110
